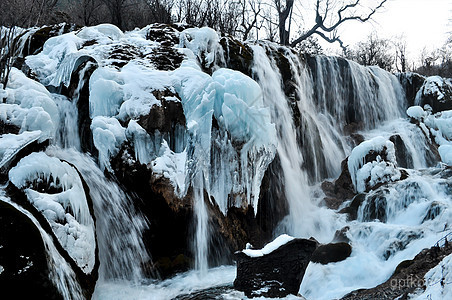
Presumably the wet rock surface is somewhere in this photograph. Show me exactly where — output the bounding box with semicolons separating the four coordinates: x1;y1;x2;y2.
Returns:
0;201;62;300
322;158;356;210
341;242;452;300
311;242;352;264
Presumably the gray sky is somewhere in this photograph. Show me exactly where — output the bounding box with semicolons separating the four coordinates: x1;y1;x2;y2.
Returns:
332;0;451;62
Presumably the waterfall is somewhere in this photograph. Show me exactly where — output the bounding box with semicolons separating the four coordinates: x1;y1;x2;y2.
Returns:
193;171;209;274
0;191;84;300
53;61;95;150
250;44;338;241
46;147;151;282
5;24;450;299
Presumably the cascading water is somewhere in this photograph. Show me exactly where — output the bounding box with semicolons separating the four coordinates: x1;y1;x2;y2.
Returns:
0;189;85;300
250;44;315;238
193;171;209;274
3;24;451;300
47;147;151;282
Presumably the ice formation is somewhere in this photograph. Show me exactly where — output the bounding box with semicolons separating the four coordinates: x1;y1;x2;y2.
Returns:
1;68;59;141
9;152;96;273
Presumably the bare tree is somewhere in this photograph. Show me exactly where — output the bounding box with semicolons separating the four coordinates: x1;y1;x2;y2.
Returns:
0;27;19;91
393;35;408;73
273;0;294;45
272;0;387;50
239;0;263;40
67;0;109;27
347;31;394;71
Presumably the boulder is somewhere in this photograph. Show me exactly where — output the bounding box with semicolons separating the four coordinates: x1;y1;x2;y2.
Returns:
234;236;318;298
311;242;352;264
6;154;99;298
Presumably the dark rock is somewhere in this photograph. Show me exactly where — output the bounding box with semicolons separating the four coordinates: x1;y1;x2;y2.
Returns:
219;37;254;77
332;226;351;243
338;193;366;220
20;24;75;58
72;58;98;155
360;189;389;222
108;44;142;68
234;238;318;298
174;285;233;300
311;242;352;264
110;145;193;277
322;158;356;210
0;201;62;299
144;24;184;71
423;201;444;222
397;72;426;107
390;134;413;169
0;119;20;135
257;154;290;246
138;96;186;134
341;241;452;300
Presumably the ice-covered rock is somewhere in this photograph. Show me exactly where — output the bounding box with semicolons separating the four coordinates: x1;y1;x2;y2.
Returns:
348;136;401;193
415;76;452;113
9;152;97;275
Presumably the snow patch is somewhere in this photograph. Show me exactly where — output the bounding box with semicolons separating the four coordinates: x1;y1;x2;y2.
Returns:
242;234;295;258
1;68;59;141
406;106;426;120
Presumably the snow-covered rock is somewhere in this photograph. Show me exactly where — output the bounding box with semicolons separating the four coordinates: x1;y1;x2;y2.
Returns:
348;136;401;193
234;235;318;298
415;76;452;113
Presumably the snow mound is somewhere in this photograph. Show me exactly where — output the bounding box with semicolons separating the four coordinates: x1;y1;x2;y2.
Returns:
76;24;124;42
407;106;426;120
26;33;84;86
348;136;400;193
9;152;96;273
1;68;59;141
242;234;295;258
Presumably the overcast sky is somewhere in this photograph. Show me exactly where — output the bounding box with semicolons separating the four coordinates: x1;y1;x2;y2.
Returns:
323;0;451;61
